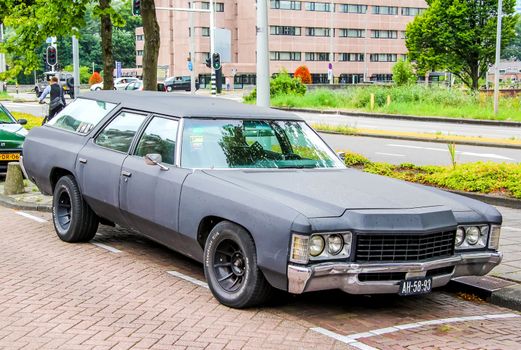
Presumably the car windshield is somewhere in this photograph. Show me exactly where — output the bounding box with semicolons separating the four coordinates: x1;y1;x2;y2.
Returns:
0;105;15;124
181;119;344;169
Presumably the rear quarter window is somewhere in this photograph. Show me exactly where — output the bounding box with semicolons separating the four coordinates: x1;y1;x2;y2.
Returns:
47;98;117;134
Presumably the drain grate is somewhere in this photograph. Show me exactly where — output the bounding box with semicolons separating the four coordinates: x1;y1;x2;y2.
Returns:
452;275;516;292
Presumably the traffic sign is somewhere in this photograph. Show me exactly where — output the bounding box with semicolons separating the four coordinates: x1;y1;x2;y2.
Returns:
188;61;193;71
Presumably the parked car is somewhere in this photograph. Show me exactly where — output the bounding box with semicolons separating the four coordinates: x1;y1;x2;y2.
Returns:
22;91;502;308
164;76;199;92
35;71;75;99
90;77;140;91
0;103;27;173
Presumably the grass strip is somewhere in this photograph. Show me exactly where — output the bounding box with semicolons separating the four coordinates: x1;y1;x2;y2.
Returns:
11;112;44;130
344;152;521;199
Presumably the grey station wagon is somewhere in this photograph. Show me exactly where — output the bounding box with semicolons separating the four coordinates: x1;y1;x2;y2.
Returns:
22;91;502;308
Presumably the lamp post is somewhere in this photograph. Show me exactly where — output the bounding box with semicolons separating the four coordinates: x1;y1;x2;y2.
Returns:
256;0;270;107
493;0;503;116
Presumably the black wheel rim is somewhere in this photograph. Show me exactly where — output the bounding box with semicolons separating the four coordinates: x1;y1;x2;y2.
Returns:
213;239;246;293
56;190;72;231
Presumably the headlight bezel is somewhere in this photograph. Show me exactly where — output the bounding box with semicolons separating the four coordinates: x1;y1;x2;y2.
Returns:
455;224;491;250
289;231;353;263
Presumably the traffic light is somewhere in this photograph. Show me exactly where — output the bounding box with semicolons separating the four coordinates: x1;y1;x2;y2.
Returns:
205;56;211;68
132;0;141;16
212;53;221;70
46;46;57;67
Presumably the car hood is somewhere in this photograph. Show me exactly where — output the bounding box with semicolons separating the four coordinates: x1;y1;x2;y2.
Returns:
203;168;474;218
0;123;26;148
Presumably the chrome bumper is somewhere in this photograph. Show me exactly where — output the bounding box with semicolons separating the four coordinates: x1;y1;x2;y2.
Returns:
287;252;502;294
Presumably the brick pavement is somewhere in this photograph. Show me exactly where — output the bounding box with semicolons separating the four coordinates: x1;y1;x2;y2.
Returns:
489;206;521;282
1;205;521;350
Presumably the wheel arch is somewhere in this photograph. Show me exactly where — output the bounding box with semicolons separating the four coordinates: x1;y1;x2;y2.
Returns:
50;167;75;192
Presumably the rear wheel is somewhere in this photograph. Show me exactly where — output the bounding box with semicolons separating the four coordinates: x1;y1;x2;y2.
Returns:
52;175;99;242
204;221;273;308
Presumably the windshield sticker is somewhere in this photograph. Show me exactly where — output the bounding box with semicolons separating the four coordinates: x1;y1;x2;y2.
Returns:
190;135;204;150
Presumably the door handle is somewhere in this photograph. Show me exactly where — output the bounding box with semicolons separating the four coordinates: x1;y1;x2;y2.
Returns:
121;170;132;177
79;158;87;164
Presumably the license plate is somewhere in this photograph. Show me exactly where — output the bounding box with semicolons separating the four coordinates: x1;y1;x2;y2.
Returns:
399;277;432;296
0;153;20;161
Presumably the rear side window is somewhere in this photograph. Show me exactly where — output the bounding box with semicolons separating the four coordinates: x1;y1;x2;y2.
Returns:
48;98;117;134
95;112;147;153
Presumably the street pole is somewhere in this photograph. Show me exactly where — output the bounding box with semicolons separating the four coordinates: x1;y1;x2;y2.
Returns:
0;23;6;89
256;0;270;107
329;1;334;84
210;0;216;95
189;0;196;94
72;35;80;98
493;0;503;116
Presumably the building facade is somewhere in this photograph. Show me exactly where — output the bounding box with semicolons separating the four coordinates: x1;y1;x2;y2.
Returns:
135;0;427;86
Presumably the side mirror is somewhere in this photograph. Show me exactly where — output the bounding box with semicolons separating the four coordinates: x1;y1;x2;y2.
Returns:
145;153;169;171
17;119;27;125
337;151;346;161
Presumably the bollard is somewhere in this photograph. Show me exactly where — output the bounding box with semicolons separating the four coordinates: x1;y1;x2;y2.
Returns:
370;93;375;111
4;162;25;195
386;95;391;106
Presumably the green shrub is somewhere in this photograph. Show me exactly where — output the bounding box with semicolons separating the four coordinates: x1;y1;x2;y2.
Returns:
244;70;306;102
392;60;417;86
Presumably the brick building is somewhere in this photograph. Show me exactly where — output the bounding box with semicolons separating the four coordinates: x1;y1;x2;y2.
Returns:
135;0;427;87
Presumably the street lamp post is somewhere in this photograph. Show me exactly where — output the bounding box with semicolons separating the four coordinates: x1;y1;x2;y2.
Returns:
256;0;270;107
493;0;503;116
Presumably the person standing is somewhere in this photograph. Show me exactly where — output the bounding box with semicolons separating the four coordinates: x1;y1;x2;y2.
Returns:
38;76;66;122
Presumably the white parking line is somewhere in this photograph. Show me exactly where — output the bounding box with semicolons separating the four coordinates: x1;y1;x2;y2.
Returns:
15;211;47;223
503;226;521;232
375;152;406;157
90;241;122;253
311;313;520;349
167;270;209;289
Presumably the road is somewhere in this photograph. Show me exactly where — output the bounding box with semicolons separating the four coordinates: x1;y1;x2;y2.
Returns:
320;133;521;165
298;111;521;140
1;205;520;350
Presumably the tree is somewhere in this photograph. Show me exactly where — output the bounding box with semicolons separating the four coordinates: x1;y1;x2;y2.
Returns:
294;65;312;84
502;17;521;60
392;60;417;86
141;0;160;91
406;0;517;90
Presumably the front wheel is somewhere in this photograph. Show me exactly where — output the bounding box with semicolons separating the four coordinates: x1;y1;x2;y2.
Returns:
204;221;273;308
53;175;99;242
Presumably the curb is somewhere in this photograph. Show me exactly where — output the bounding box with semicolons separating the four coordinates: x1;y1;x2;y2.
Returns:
275;107;521;128
0;193;52;212
447;190;521;210
490;285;521;312
317;130;521;150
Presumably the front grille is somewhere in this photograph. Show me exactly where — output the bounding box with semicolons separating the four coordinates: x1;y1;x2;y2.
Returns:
355;231;455;262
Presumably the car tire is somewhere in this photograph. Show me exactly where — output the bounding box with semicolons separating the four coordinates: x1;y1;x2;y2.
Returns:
204;221;273;308
35;88;41;98
166;86;173;92
95;87;101;91
52;175;99;243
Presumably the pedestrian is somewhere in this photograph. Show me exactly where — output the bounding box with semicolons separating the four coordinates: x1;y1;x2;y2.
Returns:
38;76;66;123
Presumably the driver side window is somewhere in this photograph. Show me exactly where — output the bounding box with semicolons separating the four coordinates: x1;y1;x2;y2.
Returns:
135;117;179;165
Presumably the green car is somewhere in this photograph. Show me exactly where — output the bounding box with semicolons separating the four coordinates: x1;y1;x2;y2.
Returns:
0;103;27;173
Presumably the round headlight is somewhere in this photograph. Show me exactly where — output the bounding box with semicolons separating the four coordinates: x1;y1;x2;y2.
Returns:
309;235;325;257
466;227;480;245
455;227;465;247
327;234;344;255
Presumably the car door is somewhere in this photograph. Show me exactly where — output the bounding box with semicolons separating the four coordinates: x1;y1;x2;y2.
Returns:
76;110;148;225
119;116;192;250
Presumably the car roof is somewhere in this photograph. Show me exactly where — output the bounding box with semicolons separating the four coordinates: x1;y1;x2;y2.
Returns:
81;91;303;120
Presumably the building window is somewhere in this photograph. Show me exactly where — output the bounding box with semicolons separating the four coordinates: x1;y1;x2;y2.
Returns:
338;53;364;62
401;7;425;16
136;34;144;41
270;26;301;36
370;54;397;62
305;52;330;61
372;6;398;15
201;27;210;37
400;31;406;39
305;2;331;12
338;29;364;38
201;2;224;11
270;0;302;10
137;50;144;56
371;74;393;82
270;51;301;61
371;30;398;39
311;74;329;83
306;27;330;37
337;4;367;13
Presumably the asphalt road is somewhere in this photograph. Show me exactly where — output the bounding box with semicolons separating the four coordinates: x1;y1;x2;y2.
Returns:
320;133;521;166
2;206;521;350
298;111;521;140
